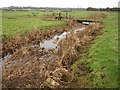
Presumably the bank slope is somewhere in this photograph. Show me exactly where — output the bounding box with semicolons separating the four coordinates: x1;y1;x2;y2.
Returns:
88;12;118;88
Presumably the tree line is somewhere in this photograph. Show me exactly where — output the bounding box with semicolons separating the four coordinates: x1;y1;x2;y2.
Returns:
87;7;119;12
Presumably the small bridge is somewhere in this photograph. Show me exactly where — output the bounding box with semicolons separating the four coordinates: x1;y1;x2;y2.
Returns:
76;19;101;23
75;19;101;25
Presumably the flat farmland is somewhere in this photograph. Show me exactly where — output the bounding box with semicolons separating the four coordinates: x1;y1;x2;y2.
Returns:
1;10;118;88
2;11;92;38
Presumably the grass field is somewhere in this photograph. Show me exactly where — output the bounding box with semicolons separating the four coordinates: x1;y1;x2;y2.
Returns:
70;12;118;88
2;11;92;38
2;11;65;38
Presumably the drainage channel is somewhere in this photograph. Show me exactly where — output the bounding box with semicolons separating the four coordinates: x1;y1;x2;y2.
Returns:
31;27;86;50
0;26;87;66
1;21;93;63
2;20;102;88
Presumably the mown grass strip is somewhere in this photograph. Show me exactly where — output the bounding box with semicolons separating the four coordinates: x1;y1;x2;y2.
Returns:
87;12;118;88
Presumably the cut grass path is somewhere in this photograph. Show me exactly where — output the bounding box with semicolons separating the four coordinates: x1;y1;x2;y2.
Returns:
87;12;118;88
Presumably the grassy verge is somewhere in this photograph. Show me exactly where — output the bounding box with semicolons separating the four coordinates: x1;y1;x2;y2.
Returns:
88;12;118;88
70;12;118;88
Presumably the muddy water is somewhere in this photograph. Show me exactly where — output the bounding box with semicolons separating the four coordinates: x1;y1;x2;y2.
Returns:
40;40;58;50
39;32;67;50
39;27;86;50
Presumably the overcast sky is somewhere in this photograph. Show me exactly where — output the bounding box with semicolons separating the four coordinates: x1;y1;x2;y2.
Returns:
0;0;119;8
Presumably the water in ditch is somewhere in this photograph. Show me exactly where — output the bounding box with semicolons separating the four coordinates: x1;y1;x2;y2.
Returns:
39;27;86;50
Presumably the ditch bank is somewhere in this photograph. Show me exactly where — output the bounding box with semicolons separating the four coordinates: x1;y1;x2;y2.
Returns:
2;19;103;88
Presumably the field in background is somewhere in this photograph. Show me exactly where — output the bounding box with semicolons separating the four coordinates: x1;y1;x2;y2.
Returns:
2;11;92;38
2;11;65;38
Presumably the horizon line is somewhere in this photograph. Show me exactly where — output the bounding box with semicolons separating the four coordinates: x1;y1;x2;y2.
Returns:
0;5;118;8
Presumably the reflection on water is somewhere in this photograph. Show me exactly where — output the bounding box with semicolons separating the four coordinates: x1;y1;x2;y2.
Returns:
40;31;68;50
82;22;90;25
74;27;86;34
39;27;86;50
40;40;57;50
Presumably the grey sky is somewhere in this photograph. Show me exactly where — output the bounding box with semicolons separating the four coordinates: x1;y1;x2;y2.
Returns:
0;0;119;8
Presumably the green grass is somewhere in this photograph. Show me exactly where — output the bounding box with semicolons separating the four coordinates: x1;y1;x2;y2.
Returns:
70;12;118;88
2;10;92;38
3;18;66;38
69;11;93;19
2;11;66;38
88;12;118;88
2;11;53;19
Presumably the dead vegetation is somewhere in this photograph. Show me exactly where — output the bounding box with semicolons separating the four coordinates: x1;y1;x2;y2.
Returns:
87;12;106;20
2;13;105;89
2;20;80;57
